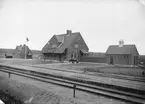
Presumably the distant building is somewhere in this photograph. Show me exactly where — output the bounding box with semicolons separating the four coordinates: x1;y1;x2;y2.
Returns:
106;41;139;65
0;48;14;58
4;49;14;58
41;30;89;62
0;48;15;58
13;44;33;59
0;49;5;58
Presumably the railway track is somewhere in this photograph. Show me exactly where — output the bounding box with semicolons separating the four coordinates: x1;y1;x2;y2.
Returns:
0;65;145;104
20;64;145;82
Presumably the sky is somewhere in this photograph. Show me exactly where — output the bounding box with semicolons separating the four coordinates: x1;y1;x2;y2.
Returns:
0;0;145;55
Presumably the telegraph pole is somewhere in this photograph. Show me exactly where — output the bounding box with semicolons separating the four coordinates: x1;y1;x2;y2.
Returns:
25;44;27;59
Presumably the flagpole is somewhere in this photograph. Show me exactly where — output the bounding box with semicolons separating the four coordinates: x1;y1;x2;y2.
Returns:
25;40;27;59
25;37;29;59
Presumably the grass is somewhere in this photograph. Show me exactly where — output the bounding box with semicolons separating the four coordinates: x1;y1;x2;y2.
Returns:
0;58;144;77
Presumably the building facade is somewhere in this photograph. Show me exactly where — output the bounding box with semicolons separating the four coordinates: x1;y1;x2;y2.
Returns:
41;30;89;62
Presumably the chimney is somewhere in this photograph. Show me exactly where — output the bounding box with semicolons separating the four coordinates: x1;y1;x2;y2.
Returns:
119;40;124;47
66;30;72;35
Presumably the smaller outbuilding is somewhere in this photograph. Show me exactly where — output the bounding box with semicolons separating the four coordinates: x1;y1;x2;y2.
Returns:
0;48;14;58
5;49;14;58
106;40;139;65
13;44;33;59
0;48;9;58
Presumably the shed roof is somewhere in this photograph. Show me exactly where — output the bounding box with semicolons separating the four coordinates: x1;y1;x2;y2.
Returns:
106;44;139;56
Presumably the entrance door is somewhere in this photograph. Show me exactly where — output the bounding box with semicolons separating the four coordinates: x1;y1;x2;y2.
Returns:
134;56;137;65
110;56;113;64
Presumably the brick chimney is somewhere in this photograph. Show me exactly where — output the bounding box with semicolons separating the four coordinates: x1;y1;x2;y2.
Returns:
66;30;72;35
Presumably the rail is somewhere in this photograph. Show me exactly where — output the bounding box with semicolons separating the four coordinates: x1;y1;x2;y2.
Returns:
0;65;145;104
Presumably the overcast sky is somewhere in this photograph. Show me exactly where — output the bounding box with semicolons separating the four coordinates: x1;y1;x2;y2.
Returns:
0;0;145;55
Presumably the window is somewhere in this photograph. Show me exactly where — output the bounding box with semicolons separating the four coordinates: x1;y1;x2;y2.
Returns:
74;44;78;48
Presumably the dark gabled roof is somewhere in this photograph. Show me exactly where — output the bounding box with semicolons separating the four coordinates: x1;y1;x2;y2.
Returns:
42;32;86;53
55;35;64;43
106;44;139;56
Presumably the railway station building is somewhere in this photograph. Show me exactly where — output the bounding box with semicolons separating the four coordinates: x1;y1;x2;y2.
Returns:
106;41;139;65
13;44;33;59
41;30;89;62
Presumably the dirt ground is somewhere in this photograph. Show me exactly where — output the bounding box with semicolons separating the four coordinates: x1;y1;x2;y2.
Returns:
0;71;128;104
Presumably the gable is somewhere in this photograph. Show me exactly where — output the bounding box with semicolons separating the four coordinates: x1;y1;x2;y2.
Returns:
41;35;58;53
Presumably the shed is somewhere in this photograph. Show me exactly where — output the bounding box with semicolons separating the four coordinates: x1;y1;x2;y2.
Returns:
106;43;139;65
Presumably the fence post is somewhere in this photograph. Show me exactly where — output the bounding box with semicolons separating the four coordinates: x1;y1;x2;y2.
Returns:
73;84;76;98
8;72;10;78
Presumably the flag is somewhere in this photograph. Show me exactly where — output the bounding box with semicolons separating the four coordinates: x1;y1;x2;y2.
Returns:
26;37;29;42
